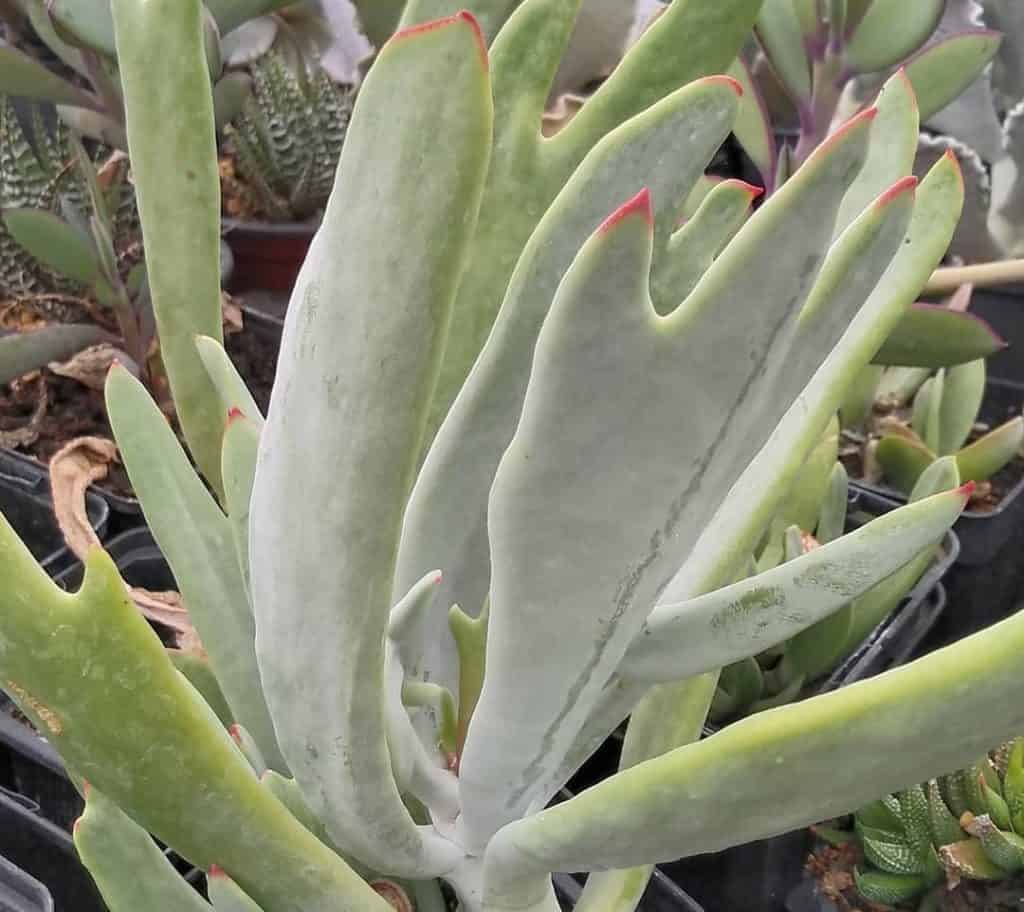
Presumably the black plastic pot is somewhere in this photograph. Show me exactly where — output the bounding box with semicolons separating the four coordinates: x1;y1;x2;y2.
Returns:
0;842;52;912
969;287;1024;385
0;529;173;830
0;451;108;575
0;448;138;538
852;379;1024;645
554;870;704;912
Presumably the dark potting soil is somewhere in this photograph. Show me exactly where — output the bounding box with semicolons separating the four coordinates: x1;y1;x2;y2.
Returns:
0;322;278;500
805;837;1024;911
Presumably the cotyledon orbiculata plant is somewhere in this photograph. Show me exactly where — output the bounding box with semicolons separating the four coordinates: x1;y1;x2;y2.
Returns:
3;3;1024;912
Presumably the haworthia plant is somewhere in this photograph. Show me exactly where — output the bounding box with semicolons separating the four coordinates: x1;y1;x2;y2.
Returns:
5;4;1024;912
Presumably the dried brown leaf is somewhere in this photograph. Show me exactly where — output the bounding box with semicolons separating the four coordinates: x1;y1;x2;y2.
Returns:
48;436;117;560
47;343;122;391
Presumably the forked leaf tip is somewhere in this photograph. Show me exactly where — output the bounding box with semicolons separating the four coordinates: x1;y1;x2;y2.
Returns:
598;188;653;235
875;175;918;208
390;11;488;70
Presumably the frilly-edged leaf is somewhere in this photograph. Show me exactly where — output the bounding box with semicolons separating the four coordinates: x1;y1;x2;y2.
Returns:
620;486;967;683
0;41;97;107
844;0;944;74
73;787;211;911
990;100;1024;257
727;56;776;192
939;359;986;455
460;111;898;848
876;433;937;493
482;595;1024;895
754;0;812;103
873;303;1006;368
957;416;1024;483
906;29;1002;124
249;12;489;876
0;324;111;385
984;0;1024;108
915;133;998;261
2;208;101;286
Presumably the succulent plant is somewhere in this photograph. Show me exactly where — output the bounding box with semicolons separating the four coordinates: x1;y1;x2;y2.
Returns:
222;48;354;221
733;0;1001;194
7;3;1024;911
0;0;305;148
851;738;1024;907
710;440;957;725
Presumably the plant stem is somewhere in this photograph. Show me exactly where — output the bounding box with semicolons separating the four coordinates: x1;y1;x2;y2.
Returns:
924;259;1024;296
793;56;844;166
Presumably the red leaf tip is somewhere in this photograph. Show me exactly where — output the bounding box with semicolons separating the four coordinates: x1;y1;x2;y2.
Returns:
82;780;91;799
433;571;443;585
875;175;918;208
390;11;487;70
228;724;243;744
958;481;976;500
72;818;81;835
208;864;227;880
598;188;653;235
726;180;764;200
226;406;245;426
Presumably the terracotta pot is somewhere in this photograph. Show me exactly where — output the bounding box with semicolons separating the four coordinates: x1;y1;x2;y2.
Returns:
222;217;319;294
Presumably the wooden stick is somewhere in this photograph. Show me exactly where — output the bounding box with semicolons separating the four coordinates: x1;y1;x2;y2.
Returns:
924;259;1024;296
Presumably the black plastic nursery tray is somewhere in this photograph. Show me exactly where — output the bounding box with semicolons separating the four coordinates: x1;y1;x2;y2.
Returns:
970;287;1024;385
0;529;172;830
0;843;52;912
0;450;108;575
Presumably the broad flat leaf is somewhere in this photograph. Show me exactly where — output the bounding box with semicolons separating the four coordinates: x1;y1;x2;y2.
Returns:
0;532;383;912
754;0;812;103
49;0;117;54
396;76;743;697
482;595;1024;891
459;110;904;847
112;0;226;491
905;29;1002;122
0;41;94;107
349;0;405;45
834;71;919;238
427;0;762;439
938;359;986;455
106;367;285;774
873;303;1006;368
727;57;776;192
0;324;110;385
620;487;966;682
249;13;490;876
2;208;101;286
74;787;211;911
399;0;524;44
844;0;943;73
957;417;1024;483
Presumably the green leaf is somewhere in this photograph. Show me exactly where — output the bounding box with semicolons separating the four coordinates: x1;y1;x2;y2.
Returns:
956;417;1024;484
876;433;937;494
204;0;295;35
2;208;101;285
194;335;263;425
73;787;211;911
1005;739;1024;835
713;657;765;721
938;359;986;456
964;815;1024;873
399;0;523;44
927;779;964;847
861;832;928;875
777;417;839;535
112;0;227;493
840;364;883;429
754;0;812;102
49;0;117;54
167;651;234;728
349;0;405;45
854;868;932;905
816;462;849;544
209;867;265;911
905;29;1003;122
844;0;943;73
786;601;853;683
858;798;904;832
0;528;385;912
248;12;490;876
0;323;110;385
0;41;96;107
221;411;260;598
940;838;1010;881
873;304;1006;368
924;369;944;455
105;366;285;774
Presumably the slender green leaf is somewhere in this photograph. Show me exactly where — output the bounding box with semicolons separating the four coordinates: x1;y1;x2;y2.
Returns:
905;30;1003;122
0;41;96;107
873;304;1006;368
2;208;101;285
0;324;110;385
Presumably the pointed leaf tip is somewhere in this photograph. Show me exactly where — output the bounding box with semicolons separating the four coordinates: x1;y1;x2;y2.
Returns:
726;180;764;200
598;188;653;234
958;481;976;500
705;73;743;97
876;175;918;208
815;106;878;156
208;864;226;879
228;724;243;744
226;406;245;424
389;11;488;69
